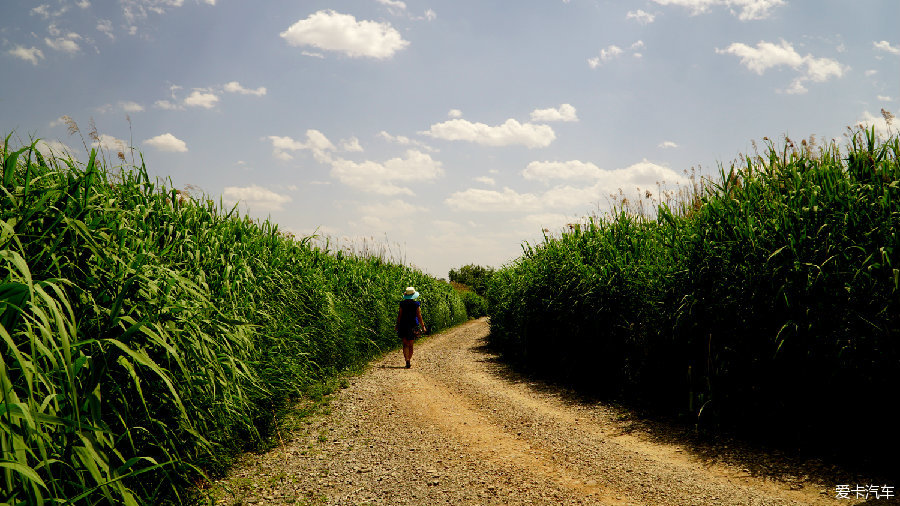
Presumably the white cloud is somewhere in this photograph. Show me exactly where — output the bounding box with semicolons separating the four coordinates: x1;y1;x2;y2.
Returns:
8;46;44;65
448;109;463;118
659;141;679;148
377;0;407;9
379;131;412;145
31;5;51;19
280;10;410;59
716;39;845;93
97;19;114;39
330;149;443;195
474;176;496;186
652;0;784;21
783;80;807;95
530;104;578;122
448;160;688;213
144;133;188;152
35;139;74;157
424;9;437;21
716;39;803;73
45;31;82;54
301;50;325;58
377;131;436;152
76;1;91;8
856;111;897;139
340;137;363;152
523;160;602;183
184;90;219;109
877;96;894;102
873;40;900;56
120;101;144;112
93;134;128;152
155;99;182;110
865;70;878;77
589;45;623;68
626;9;655;24
223;185;292;212
224;81;267;96
119;0;192;30
267;130;337;162
422;118;556;148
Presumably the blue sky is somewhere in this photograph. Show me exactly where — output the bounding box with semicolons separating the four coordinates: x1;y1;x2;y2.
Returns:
2;0;898;277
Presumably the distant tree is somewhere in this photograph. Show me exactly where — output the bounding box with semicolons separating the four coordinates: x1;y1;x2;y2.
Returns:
448;264;495;296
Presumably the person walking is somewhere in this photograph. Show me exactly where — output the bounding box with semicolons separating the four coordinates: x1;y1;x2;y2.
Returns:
396;286;426;368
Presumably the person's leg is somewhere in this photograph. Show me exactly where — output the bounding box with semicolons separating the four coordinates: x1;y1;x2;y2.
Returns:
402;338;412;366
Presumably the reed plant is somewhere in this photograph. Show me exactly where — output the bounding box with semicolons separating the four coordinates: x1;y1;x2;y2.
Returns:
487;126;900;466
0;134;467;505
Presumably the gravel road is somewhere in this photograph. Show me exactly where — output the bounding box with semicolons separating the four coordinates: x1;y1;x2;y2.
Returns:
207;318;891;505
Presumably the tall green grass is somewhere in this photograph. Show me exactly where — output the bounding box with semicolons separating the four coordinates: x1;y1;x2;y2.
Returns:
488;127;900;466
0;136;467;504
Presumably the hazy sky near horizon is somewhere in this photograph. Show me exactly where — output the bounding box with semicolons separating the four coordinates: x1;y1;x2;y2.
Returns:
2;0;898;277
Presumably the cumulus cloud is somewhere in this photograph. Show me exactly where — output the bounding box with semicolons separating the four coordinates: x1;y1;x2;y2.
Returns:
857;110;897;138
447;160;688;213
224;81;267;96
144;133;188;152
267;130;336;162
268;130;441;194
422;118;556;148
626;9;656;24
652;0;784;21
97;19;115;39
120;101;144;112
340;137;363;152
155;99;182;110
223;185;292;212
588;45;623;68
716;39;845;94
45;28;82;54
184;90;219;108
873;40;900;56
448;109;463;118
530;104;578;122
376;0;406;9
378;130;435;151
280;10;409;59
35;139;74;157
659;141;679;148
330;149;443;195
8;46;44;65
93;134;128;153
474;176;496;186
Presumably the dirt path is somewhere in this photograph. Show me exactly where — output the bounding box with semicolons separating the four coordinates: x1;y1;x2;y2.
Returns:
208;319;884;505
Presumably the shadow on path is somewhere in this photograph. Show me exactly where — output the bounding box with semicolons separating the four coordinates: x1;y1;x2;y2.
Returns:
468;335;898;501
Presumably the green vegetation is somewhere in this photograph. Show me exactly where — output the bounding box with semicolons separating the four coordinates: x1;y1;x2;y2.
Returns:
487;127;900;466
449;264;494;318
448;264;495;296
0;136;467;505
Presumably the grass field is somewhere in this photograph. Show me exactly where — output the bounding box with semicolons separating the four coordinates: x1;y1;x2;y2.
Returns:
487;126;900;470
0;136;468;505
